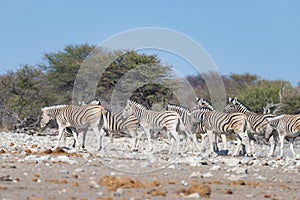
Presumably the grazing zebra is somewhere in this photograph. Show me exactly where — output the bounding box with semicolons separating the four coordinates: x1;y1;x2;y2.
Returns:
190;107;252;157
165;104;202;151
223;97;274;154
195;98;228;153
123;100;188;154
268;114;300;158
40;104;107;151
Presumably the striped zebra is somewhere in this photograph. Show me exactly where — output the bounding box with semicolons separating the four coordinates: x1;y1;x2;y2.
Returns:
268;114;300;158
195;98;228;153
264;116;282;157
165;104;202;151
40;104;107;151
223;97;274;154
65;99;142;151
102;110;141;151
123;100;188;154
190;107;252;157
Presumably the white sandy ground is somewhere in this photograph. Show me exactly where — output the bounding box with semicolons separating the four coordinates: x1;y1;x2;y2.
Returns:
0;130;300;200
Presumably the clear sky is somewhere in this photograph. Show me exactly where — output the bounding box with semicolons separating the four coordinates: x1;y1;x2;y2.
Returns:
1;0;299;86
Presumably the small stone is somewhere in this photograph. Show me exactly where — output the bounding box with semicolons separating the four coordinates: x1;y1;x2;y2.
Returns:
181;180;189;186
184;192;200;199
75;168;85;173
210;165;221;170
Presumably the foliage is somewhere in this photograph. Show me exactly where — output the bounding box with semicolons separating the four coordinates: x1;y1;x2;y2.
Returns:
1;43;300;131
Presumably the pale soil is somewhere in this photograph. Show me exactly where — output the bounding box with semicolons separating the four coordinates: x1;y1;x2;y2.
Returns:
0;131;300;200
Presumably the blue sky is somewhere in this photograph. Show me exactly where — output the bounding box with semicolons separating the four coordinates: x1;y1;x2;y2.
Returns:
1;0;299;86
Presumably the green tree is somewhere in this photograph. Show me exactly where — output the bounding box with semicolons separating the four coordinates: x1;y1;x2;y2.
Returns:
41;44;95;104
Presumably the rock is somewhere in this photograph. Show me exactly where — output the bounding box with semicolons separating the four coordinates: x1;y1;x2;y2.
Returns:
210;165;221;171
202;172;214;178
190;171;202;178
223;158;240;167
75;168;85;173
184;193;200;199
232;167;248;174
181;180;189;186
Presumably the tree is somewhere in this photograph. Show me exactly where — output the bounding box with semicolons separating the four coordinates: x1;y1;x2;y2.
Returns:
41;44;95;104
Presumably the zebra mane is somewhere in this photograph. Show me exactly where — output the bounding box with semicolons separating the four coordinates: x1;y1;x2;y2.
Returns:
166;104;190;111
230;97;251;112
42;105;68;111
128;100;148;110
191;107;212;113
196;97;214;110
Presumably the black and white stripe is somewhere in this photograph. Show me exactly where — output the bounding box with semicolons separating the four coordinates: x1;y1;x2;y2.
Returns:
190;106;252;156
272;114;300;158
223;97;274;133
40;104;107;150
123;100;187;154
165;104;202;151
103;109;140;151
223;97;274;154
195;98;228;154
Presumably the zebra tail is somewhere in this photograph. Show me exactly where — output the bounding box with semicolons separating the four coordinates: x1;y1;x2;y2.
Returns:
245;120;256;142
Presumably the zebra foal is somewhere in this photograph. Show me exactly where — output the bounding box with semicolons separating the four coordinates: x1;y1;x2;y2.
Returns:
40;104;107;151
123;100;187;154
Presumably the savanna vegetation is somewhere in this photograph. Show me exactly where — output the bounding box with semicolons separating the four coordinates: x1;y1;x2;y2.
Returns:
1;44;299;131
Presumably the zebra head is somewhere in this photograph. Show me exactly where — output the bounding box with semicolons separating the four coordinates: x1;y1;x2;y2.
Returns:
40;108;53;129
123;100;133;118
195;97;214;110
223;97;249;113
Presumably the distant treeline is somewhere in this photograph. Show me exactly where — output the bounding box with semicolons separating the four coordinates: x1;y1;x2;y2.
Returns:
1;44;299;131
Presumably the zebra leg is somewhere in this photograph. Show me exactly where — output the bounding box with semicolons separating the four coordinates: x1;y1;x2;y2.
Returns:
289;138;296;158
72;129;81;150
221;133;227;151
81;129;87;150
207;130;217;156
191;132;202;152
56;126;65;148
128;129;138;151
232;137;242;157
199;133;208;153
144;128;153;152
240;132;252;157
168;130;180;154
279;134;286;158
97;128;106;151
268;135;276;157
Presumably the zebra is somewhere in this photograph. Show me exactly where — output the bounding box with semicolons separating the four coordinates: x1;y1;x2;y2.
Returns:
268;114;300;158
165;104;202;151
223;97;274;154
190;107;252;157
40;104;107;151
64;99;142;151
123;100;188;154
101;109;141;151
195;98;228;153
264;115;283;157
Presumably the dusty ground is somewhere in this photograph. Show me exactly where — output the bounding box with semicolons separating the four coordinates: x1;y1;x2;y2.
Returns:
1;131;300;200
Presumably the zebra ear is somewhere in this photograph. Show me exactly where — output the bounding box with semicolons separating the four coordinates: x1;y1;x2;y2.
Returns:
228;97;232;102
196;97;199;101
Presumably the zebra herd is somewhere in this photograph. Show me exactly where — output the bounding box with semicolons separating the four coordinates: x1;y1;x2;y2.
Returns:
40;97;300;158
